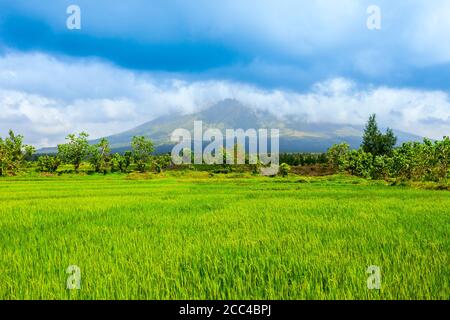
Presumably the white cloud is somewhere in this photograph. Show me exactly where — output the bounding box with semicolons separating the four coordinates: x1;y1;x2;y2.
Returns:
0;53;449;148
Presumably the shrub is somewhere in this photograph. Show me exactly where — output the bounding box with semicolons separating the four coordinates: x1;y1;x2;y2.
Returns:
112;152;132;173
153;154;172;173
37;155;61;173
279;163;291;177
327;143;350;172
345;149;373;179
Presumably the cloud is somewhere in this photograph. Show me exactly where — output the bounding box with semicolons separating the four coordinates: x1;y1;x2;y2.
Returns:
1;53;450;148
2;1;450;90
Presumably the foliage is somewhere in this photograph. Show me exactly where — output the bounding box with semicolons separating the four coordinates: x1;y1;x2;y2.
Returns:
328;136;450;182
280;153;327;166
37;155;61;173
345;149;374;179
88;138;111;173
2;126;449;182
131;136;155;172
434;136;450;181
111;151;132;173
57;132;90;172
278;163;291;177
327;143;349;172
153;154;172;173
372;155;389;180
362;114;397;156
0;130;35;176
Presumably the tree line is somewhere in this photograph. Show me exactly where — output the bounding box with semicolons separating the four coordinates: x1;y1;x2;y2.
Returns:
0;131;171;176
1;114;449;181
279;153;328;166
327;115;450;182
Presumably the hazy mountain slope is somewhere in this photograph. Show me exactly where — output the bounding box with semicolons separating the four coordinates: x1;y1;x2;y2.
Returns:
39;99;423;153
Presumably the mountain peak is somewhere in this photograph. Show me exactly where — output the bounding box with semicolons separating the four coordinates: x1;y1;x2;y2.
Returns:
197;99;260;129
48;99;421;154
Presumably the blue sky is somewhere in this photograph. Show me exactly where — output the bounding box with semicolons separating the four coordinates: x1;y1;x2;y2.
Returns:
1;0;450;146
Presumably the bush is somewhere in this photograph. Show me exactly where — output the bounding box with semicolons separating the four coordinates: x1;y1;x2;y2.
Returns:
344;149;374;179
327;143;350;172
153;154;172;173
279;163;291;177
372;155;389;180
112;152;132;173
37;155;61;173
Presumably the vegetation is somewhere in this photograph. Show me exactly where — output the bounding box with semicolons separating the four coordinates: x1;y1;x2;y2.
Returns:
362;114;397;157
131;135;155;173
57;132;91;172
328;116;450;182
37;155;61;173
326;143;349;172
153;154;172;173
0;113;448;183
0;114;449;300
88;138;111;174
278;163;291;177
111;151;132;173
280;152;327;166
0;130;35;176
0;175;448;299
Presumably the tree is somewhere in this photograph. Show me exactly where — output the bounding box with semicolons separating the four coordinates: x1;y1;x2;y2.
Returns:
89;138;111;173
362;114;379;155
323;135;449;183
0;130;35;176
345;149;374;179
327;143;350;172
37;155;61;173
131;136;154;172
372;155;389;180
434;136;450;181
362;114;397;156
153;154;172;173
388;144;414;181
112;151;132;173
378;128;397;156
0;142;8;176
57;132;90;172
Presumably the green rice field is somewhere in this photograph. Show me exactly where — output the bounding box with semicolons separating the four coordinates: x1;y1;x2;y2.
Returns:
0;174;449;299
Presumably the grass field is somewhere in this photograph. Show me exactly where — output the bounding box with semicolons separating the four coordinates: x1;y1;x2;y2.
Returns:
0;173;449;300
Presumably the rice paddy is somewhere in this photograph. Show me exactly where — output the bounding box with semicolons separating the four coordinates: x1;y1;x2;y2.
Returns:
0;174;448;299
